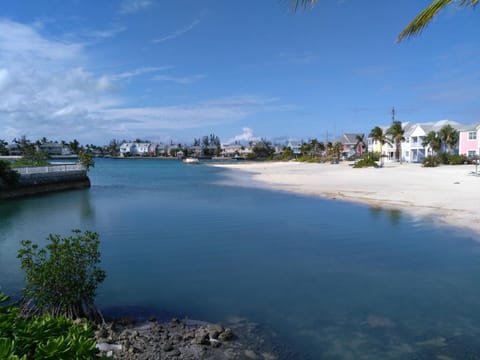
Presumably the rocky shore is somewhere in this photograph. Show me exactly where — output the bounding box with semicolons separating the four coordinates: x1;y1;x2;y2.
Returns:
95;317;283;360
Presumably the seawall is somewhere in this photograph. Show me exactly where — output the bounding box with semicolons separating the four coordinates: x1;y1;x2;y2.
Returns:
0;164;90;200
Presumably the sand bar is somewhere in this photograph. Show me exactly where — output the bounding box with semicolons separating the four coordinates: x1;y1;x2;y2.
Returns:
213;161;480;238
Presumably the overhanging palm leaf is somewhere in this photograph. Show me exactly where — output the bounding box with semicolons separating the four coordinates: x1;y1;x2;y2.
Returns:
397;0;479;42
290;0;318;11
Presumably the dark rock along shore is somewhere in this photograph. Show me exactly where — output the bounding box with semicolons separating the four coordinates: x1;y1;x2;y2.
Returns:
95;317;286;360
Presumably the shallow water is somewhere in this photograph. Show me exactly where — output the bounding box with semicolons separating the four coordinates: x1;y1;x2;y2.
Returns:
1;159;480;359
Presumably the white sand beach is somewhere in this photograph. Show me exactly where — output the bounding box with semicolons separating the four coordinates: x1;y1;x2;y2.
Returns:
214;161;480;237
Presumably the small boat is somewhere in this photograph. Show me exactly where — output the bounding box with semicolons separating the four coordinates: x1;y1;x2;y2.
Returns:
183;158;200;164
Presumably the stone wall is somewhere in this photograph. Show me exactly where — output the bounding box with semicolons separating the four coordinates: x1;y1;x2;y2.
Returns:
0;170;90;199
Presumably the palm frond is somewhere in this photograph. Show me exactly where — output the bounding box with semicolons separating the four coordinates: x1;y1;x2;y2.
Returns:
290;0;318;11
397;0;479;42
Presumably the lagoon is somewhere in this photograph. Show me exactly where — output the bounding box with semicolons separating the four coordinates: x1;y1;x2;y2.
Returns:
1;158;480;359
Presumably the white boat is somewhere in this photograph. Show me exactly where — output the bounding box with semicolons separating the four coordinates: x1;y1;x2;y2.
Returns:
183;158;200;164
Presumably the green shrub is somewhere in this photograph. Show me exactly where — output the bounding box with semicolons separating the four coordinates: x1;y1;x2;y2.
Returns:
353;152;379;168
423;155;441;167
0;292;99;360
438;152;449;165
297;155;320;163
353;158;377;168
11;160;49;167
0;160;20;188
446;154;468;165
17;230;106;322
78;151;95;171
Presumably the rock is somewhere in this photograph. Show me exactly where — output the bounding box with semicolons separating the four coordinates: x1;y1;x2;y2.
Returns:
207;324;224;339
261;352;277;360
163;342;174;352
244;349;258;359
195;329;210;345
210;338;221;348
96;343;123;352
218;328;234;341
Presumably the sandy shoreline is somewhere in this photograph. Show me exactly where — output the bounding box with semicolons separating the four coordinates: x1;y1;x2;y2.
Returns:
213;161;480;238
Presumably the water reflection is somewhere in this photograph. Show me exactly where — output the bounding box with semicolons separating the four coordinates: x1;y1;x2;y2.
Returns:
369;206;402;225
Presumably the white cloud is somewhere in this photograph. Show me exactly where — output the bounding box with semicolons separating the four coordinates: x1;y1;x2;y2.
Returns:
114;66;172;80
152;74;205;84
87;25;126;39
153;19;201;43
0;19;292;144
120;0;153;14
0;19;112;141
227;128;259;144
0;19;82;63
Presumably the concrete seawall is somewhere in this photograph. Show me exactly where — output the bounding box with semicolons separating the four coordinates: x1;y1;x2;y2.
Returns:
0;165;91;200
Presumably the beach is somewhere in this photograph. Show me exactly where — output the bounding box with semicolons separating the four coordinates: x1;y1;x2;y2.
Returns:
214;161;480;237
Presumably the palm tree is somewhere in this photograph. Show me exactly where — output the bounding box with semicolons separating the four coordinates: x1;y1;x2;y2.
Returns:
438;124;459;154
369;126;390;166
326;141;333;157
386;121;405;162
292;0;479;41
310;138;320;156
354;134;367;157
317;141;325;157
422;131;441;156
333;141;343;160
397;0;479;42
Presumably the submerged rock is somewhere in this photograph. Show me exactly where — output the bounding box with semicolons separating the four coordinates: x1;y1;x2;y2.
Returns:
95;317;276;359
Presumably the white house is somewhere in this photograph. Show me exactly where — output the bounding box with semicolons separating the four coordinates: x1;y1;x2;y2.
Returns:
287;140;302;155
402;120;461;162
119;142;157;157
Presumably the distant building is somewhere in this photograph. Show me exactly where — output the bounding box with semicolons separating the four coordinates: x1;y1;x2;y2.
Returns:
402;120;461;162
37;142;72;156
459;122;480;158
339;133;365;158
287;140;302;155
119;142;157;157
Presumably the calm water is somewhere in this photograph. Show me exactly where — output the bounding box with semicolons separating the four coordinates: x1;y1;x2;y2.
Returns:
1;159;480;359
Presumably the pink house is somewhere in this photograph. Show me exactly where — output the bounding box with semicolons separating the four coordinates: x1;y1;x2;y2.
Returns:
459;123;480;157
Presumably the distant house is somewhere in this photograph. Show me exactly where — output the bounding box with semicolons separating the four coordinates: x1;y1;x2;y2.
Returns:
459;122;480;158
119;142;157;157
38;142;72;156
367;126;395;159
287;141;302;155
7;144;21;156
402;120;461;162
339;133;365;158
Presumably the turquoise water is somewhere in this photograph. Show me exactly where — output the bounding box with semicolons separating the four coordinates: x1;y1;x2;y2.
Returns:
2;159;480;359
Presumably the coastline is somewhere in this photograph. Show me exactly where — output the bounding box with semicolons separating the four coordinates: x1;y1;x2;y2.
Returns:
212;161;480;238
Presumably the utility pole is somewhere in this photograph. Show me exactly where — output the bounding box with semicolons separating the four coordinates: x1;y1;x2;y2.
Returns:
391;106;396;123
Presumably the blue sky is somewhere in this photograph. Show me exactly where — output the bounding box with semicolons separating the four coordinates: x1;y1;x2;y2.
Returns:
0;0;478;145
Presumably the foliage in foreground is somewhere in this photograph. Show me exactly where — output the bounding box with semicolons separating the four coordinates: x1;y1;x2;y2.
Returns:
78;151;95;171
18;230;106;322
0;160;20;188
423;153;470;167
353;153;379;168
0;293;99;360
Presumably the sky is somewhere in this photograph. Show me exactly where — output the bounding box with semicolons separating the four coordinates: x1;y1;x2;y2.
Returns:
0;0;478;145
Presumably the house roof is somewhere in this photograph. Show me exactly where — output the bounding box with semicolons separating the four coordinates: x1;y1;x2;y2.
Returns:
458;122;480;132
340;133;364;145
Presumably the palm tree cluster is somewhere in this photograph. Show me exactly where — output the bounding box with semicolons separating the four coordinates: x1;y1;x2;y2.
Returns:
423;124;459;155
368;121;405;164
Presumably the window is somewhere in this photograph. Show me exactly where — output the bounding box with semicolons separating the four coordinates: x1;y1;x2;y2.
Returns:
469;132;477;140
405;151;409;157
468;151;476;157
